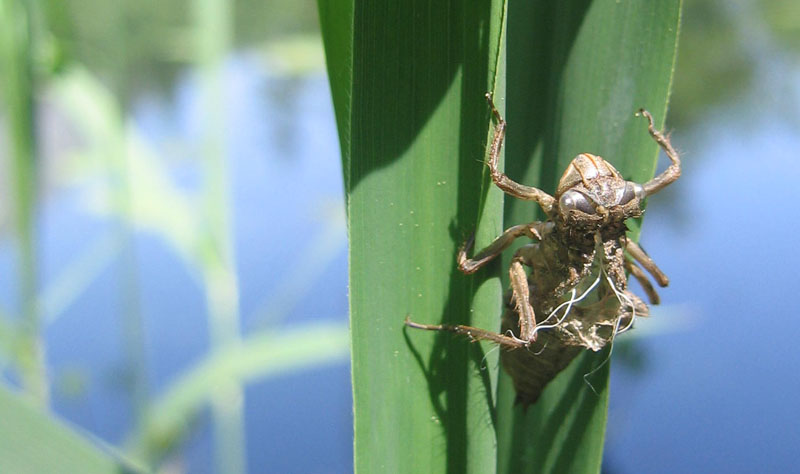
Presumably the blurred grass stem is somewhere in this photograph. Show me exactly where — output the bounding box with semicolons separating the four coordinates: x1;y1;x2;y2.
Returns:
0;0;47;405
194;0;246;473
106;2;150;432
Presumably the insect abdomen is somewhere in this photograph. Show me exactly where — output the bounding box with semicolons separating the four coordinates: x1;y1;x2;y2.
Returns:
500;307;582;406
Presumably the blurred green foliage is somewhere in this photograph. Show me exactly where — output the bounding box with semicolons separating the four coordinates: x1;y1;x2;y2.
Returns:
759;0;800;50
670;0;753;126
40;0;321;101
36;0;800;130
1;0;348;472
671;0;800;126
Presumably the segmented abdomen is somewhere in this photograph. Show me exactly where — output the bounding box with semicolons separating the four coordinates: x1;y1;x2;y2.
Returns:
500;306;582;407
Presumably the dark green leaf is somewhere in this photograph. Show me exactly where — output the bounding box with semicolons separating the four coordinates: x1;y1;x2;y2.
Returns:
319;0;508;472
497;2;682;473
319;0;681;472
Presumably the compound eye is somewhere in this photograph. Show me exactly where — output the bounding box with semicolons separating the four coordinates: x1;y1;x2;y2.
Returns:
559;190;596;214
618;182;645;205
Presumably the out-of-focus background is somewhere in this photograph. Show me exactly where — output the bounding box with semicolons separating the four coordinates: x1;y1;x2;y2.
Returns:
0;0;798;473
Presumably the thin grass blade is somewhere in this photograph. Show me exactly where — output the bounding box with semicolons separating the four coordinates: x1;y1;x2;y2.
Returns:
0;384;145;473
0;0;48;405
126;322;349;465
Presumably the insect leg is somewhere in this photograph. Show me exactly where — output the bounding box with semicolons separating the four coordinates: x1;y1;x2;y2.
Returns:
624;257;660;305
485;93;557;217
638;108;681;196
404;316;526;349
458;222;549;274
625;238;669;287
509;248;538;342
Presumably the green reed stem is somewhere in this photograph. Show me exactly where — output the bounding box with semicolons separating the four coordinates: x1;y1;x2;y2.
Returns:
194;0;246;473
0;0;47;405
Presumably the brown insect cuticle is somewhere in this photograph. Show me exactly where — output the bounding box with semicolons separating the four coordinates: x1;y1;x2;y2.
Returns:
405;94;681;406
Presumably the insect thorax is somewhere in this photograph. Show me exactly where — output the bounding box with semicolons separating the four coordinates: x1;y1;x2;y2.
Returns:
515;227;633;347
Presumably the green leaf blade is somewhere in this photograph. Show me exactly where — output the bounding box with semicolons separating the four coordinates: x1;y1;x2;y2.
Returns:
320;0;681;472
499;2;682;473
320;0;508;472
